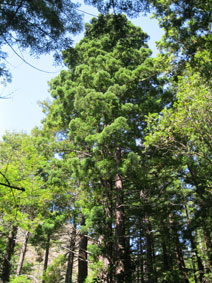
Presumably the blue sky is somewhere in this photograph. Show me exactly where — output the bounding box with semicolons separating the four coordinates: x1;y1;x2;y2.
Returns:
0;2;163;138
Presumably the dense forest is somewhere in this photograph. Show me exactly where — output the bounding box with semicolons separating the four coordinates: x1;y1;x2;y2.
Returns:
0;0;212;282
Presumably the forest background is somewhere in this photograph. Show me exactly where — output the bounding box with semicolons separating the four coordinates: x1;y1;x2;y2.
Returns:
0;0;212;283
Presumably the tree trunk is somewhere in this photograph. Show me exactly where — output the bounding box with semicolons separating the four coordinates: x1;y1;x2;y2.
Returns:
160;221;175;277
203;227;212;268
162;240;169;271
114;146;130;283
169;213;189;283
114;173;126;283
144;213;157;283
42;233;51;282
184;202;204;282
138;231;144;283
1;225;18;282
188;165;212;267
199;230;208;275
105;183;114;283
16;231;30;276
65;219;76;283
78;215;88;283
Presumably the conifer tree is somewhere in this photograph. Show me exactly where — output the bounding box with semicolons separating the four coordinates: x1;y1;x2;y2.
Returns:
43;14;169;282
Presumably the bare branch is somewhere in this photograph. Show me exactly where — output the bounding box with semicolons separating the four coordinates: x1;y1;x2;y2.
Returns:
0;182;25;192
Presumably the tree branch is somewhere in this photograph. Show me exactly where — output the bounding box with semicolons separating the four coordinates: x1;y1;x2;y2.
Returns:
0;171;25;191
0;182;25;192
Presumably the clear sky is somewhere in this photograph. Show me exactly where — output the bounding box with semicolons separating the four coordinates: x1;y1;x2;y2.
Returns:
0;1;163;138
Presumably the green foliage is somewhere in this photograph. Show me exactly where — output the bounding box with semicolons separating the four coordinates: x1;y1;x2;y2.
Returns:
153;0;212;56
84;260;106;283
10;275;31;283
0;133;51;228
42;255;66;283
84;0;150;16
0;0;83;81
20;262;34;275
145;66;212;160
86;1;211;80
144;61;212;281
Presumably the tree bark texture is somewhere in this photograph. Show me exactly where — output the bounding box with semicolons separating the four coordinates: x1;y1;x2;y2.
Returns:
145;213;157;283
65;219;76;283
1;225;18;282
114;173;126;283
78;216;88;283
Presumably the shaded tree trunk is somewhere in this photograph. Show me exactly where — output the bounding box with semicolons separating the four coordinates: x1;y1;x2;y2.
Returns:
169;213;189;283
42;233;51;282
162;240;169;271
65;218;76;283
78;215;88;283
145;213;157;283
105;180;114;283
188;165;212;267
138;230;144;283
184;202;204;282
160;221;175;277
199;230;208;275
1;225;18;282
16;231;30;276
125;225;132;282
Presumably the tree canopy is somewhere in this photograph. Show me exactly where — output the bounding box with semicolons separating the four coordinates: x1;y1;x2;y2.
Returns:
0;0;83;80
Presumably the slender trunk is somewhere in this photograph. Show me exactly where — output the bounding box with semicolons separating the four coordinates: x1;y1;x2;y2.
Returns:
98;178;114;283
65;219;76;283
138;231;144;283
16;231;30;276
114;147;130;283
169;213;189;283
197;197;212;268
184;202;204;282
144;213;156;283
42;233;51;282
191;255;198;283
125;227;132;282
114;173;126;283
188;165;212;267
44;233;51;271
162;241;169;270
203;228;212;268
161;221;175;277
199;230;207;271
78;215;88;283
152;233;157;283
1;225;17;282
105;202;114;282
